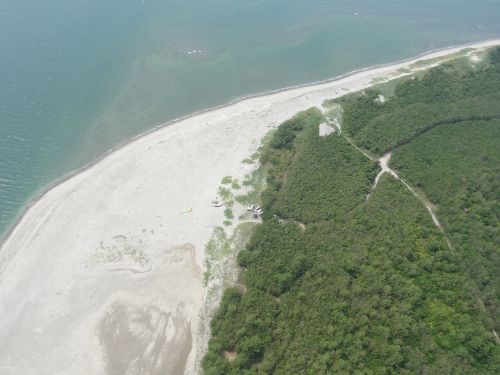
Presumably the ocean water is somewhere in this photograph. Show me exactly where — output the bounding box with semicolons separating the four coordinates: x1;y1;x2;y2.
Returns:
1;0;499;238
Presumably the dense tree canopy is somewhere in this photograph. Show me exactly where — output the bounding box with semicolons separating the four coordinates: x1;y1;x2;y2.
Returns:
391;120;500;334
203;47;500;374
339;48;500;154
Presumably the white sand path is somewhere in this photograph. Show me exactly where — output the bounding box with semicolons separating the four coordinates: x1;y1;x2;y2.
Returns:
367;152;451;248
1;40;499;375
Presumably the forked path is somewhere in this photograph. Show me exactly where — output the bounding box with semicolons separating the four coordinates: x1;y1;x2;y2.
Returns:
335;127;453;249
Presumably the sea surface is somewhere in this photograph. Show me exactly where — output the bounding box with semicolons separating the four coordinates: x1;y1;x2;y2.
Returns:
1;0;500;238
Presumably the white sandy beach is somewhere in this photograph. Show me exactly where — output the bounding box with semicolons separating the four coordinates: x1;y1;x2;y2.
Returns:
0;40;499;375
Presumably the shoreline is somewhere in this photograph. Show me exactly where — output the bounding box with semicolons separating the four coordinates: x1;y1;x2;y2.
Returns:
0;39;499;375
2;37;500;247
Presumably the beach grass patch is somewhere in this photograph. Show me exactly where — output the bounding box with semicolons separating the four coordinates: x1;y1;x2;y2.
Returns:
236;167;267;206
224;207;234;220
218;186;232;202
221;176;232;185
231;179;241;190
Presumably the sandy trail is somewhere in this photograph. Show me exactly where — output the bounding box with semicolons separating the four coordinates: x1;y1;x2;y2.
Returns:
367;153;450;248
1;40;499;374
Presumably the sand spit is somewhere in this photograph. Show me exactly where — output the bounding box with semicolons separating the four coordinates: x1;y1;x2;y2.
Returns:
1;40;499;375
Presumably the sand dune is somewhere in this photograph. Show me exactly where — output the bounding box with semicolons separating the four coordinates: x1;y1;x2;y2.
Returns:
0;40;499;374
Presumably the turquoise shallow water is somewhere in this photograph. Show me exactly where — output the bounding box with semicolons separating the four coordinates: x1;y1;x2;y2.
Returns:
1;0;500;238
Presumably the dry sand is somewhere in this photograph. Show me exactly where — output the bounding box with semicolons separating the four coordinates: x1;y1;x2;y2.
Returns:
1;40;499;375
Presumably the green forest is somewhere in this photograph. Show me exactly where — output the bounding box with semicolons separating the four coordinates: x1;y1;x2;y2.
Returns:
202;47;500;374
